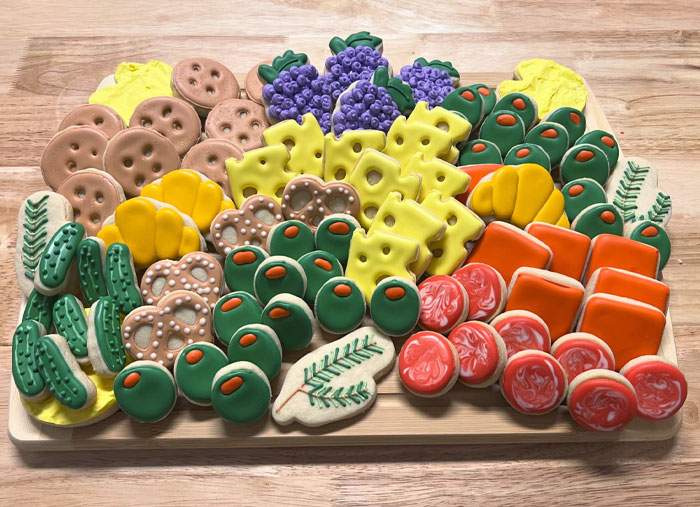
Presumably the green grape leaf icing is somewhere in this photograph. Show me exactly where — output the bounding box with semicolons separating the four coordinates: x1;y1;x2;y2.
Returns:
12;320;47;399
21;194;50;281
53;294;88;358
414;57;459;79
373;67;415;115
329;31;383;53
258;50;309;83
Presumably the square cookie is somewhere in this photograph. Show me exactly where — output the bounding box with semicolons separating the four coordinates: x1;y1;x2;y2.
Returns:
525;222;591;281
583;233;659;283
586;267;670;314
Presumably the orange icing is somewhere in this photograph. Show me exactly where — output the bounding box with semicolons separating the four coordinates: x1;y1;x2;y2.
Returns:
123;372;140;388
497;114;517;126
265;266;287;279
585;234;659;283
185;349;203;364
568;184;584;197
590;267;669;313
220;376;243;394
328;222;350;234
284;226;299;238
478;87;491;96
601;136;615;148
575;150;594;162
269;307;291;319
233;251;257;265
239;333;258;346
472;143;487;153
517;148;531;158
541;128;559;138
526;223;591;281
221;297;242;311
333;284;352;297
570;112;581;125
600;210;615;223
385;286;406;300
461;90;475;100
641;226;658;237
513;98;526;110
314;258;333;271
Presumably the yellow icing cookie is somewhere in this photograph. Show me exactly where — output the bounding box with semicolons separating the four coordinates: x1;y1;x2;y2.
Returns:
421;191;485;276
323;129;386;182
367;191;446;277
225;144;293;206
89;61;174;125
346;148;421;229
404;153;470;202
97;197;204;269
407;101;470;163
345;228;420;301
468;163;568;229
262;113;325;178
382;116;453;168
140;169;235;233
498;58;587;119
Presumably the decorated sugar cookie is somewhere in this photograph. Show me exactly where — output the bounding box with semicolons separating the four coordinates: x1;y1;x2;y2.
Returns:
418;275;469;334
181;139;241;197
322;129;386;182
53;294;89;363
266;220;315;260
330;78;401;135
204;97;268;149
399;58;458;107
257;49;309;84
315;277;366;334
382;116;453;168
174;342;228;406
227;324;283;380
225;144;293;206
210;195;284;254
172;57;240;114
543;106;586;144
263;113;325;178
456;164;504;204
399;331;459;397
620;355;687;421
525;222;591;281
561;178;607;222
626;220;671;270
298;251;343;305
575;130;619;170
448;321;507;387
406;101;471;162
114;360;177;423
314;214;360;267
280;175;360;229
35;222;85;296
212;361;271;425
586;267;669;314
104;242;141;314
213;291;263;346
464;83;497;116
77;238;108;306
59;103;125;139
479;111;526;156
491;310;551;358
550;332;615;382
457;139;503;166
245;60;269;104
493;92;539;130
224;246;269;295
584;233;660;284
261;294;317;351
524;122;569;166
40;126;109;190
86;297;126;378
440;86;486;127
253;255;307;305
559;144;610;186
571;203;623;239
503;143;551;172
501;349;568;415
12;320;48;402
23;289;56;331
566;369;637;432
404;153;470;202
130;96;201;156
452;263;507;322
328;30;385;53
369;277;421;337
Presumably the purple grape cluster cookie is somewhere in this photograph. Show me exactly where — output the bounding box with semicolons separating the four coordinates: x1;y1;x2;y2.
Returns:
399;60;455;108
331;80;400;136
324;46;389;102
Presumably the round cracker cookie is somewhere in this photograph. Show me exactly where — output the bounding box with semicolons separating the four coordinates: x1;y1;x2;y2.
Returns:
567;369;638;432
620;355;688;421
448;321;507;388
172;57;240;114
501;350;568;415
244;61;271;105
130;96;201;157
417;275;469;334
59;104;125;139
205;98;269;152
41;126;109;190
398;331;459;398
181;138;242;197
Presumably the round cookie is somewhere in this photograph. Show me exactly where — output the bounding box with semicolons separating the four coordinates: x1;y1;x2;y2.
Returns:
398;331;459;397
543;106;586;145
181;138;242;197
35;221;85;296
559;144;610;186
102;127;180;197
86;296;126;378
440;86;486;127
524;121;570;166
59;103;126;139
114;360;177;423
210;195;284;255
171;57;240;115
500;349;568;415
491;310;551;359
40;125;109;190
479;111;526;157
280;175;361;230
174;342;228;405
551;332;615;382
224;245;269;295
211;361;271;425
620;355;688;421
417;275;469;334
204;98;269;152
464;83;497;116
130;96;201;157
261;293;316;351
314;214;360;267
298;250;343;305
571;203;624;239
227;324;283;380
562;178;607;222
447;321;507;388
266;220;315;260
12;319;48;402
254;255;307;305
314;277;366;334
369;276;421;337
56;168;125;236
52;294;89;363
567;369;638;432
575;130;619;170
626;220;671;271
493;92;539;130
452;262;507;322
503;143;551;172
458;139;503;166
244;60;271;105
213;291;263;346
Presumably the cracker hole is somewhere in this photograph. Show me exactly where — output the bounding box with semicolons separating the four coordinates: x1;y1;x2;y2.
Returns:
141;119;152;128
95;118;104;126
242;187;257;198
133;325;153;348
135;177;145;187
74;209;81;218
239;135;248;145
222;124;231;134
206;87;214;95
209;156;218;165
335;168;346;180
212;70;220;79
143;146;153;157
153;164;162;173
96;192;104;203
252;122;260;130
447;215;457;226
92;150;98;156
189;79;197;86
124;158;133;168
67;161;77;172
238;109;248;118
352;142;362;153
76;188;86;199
163;108;171;118
173;122;182;131
91;214;100;224
70;143;79;151
383;214;395;227
364;206;378;219
366;170;382;185
437;121;449;131
192;64;200;72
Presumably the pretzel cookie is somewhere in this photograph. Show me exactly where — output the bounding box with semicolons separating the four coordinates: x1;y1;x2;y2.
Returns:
56;168;125;236
171;57;240;115
121;290;214;369
204;98;268;152
210;195;284;254
41;125;109;190
102;127;180;197
181;138;242;197
130;96;202;157
140;252;224;306
59;104;126;139
281;175;361;229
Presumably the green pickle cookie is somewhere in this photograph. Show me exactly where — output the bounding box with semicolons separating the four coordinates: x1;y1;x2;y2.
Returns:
572;203;624;239
35;222;85;296
211;361;271;425
314;214;360;267
465;83;497;116
266;220;315;259
524;121;570;166
562;178;607;222
559;144;611;186
458;139;503;166
298;250;343;305
504;143;551;172
52;294;89;362
213;291;263;346
227;324;283;380
261;294;316;351
12;319;48;401
576;129;619;170
23;289;56;330
314;277;366;335
493;92;538;130
224;245;269;294
77;237;108;305
105;242;142;314
369;276;421;337
114;360;177;423
626;221;671;271
253;255;307;305
87;296;126;377
174;342;228;405
479;111;526;156
440;86;485;127
543;106;586;145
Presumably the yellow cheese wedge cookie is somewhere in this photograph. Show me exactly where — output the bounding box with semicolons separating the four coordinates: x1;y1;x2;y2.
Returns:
383;116;453;168
262;113;325;178
404;153;470;202
407;101;471;163
225;144;293;206
323;129;386;182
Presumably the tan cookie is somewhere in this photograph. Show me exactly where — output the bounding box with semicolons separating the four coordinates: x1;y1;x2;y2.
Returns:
204;98;268;152
121;289;214;369
171;57;240;115
281;175;361;229
210;194;283;254
40;126;109;190
58;104;126;139
244;61;270;105
102;127;180;197
130;96;202;157
181;138;242;197
56;168;126;236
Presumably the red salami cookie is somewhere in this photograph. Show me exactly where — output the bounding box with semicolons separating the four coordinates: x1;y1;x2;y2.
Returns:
59;103;125;139
417;275;469;333
491;310;551;358
620;355;688;421
181;138;242;197
172;57;240;115
452;262;507;321
398;331;459;397
448;321;506;387
205;98;269;152
244;61;271;105
41;125;109;190
551;332;615;382
501;350;568;415
567;369;638;432
130;96;201;157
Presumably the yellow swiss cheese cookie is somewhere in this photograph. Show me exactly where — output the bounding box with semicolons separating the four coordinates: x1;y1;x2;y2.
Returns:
407;101;471;163
404;153;470;202
225;144;293;206
323;129;386;182
262;113;325;178
382;116;453;168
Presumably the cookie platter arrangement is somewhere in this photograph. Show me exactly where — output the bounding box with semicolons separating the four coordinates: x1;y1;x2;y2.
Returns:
9;32;687;449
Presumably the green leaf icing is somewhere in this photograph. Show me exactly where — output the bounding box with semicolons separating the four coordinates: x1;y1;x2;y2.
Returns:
77;238;108;305
610;158;652;222
372;67;415;115
211;365;271;425
329;31;383;54
647;192;672;224
38;222;84;290
174;343;228;405
114;362;176;423
258;50;309;84
23;289;56;330
414;57;459;80
105;242;142;314
21;194;50;281
12;320;46;399
53;294;88;359
34;335;91;410
92;296;126;374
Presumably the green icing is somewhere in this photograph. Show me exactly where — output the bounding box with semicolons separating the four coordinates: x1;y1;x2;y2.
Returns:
298;251;343;305
92;296;126;374
21;194;50;281
114;363;176;423
34;335;91;409
441;86;485;127
465;84;497;115
414;57;459;80
213;291;262;346
576;130;619;169
12;320;46;399
369;278;421;336
628;221;671;271
38;222;84;290
77;238;108;305
105;242;141;314
261;296;314;351
372;67;414;115
504;143;551;172
544;107;586;145
314;216;358;267
609;158;672;224
647;193;672;225
562;178;607;222
224;245;268;295
524;121;570;166
211;367;271;425
559;144;610;186
573;203;624;239
314;278;365;335
53;294;88;359
257;50;309;84
458;139;503;166
174;343;228;405
493;92;538;130
253;257;306;305
329;31;383;53
228;324;282;380
479;111;526;156
267;221;315;260
23;289;56;330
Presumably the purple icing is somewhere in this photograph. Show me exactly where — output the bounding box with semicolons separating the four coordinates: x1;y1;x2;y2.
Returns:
331;80;400;136
399;61;454;108
324;46;389;101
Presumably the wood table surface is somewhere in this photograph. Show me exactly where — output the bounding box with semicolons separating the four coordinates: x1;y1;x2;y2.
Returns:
2;1;700;504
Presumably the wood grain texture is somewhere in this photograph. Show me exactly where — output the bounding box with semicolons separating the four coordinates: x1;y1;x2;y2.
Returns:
1;1;700;503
